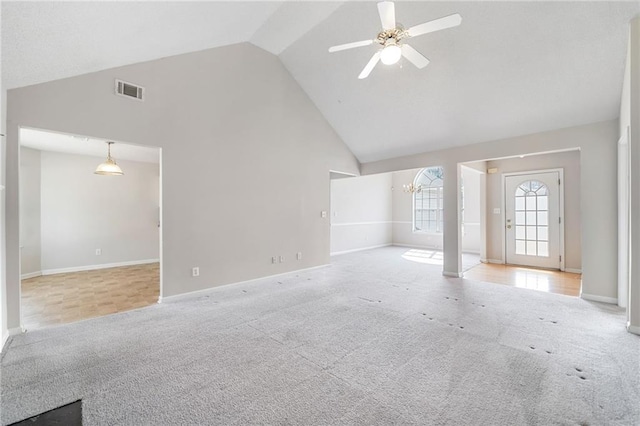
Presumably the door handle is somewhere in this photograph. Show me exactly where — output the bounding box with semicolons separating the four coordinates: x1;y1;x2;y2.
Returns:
507;225;512;229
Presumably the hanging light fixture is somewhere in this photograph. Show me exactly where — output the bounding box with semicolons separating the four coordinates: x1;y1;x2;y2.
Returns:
403;183;422;194
95;142;124;176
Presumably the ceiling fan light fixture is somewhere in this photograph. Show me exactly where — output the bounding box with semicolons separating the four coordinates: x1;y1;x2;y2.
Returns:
380;44;402;65
95;142;124;176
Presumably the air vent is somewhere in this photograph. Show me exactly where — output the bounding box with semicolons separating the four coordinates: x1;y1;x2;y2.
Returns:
115;79;144;101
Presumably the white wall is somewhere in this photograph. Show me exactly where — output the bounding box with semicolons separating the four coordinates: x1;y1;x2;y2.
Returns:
391;168;444;250
19;147;41;276
363;120;618;300
37;151;159;272
330;173;392;254
461;166;482;254
484;151;582;271
4;42;359;329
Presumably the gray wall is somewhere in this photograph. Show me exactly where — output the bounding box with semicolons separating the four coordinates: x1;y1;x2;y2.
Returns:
19;147;41;276
627;18;640;333
4;42;360;329
391;167;482;254
363;120;618;300
485;151;582;271
38;151;159;272
330;173;392;254
2;88;7;340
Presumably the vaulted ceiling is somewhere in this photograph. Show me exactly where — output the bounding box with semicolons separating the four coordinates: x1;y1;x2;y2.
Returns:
3;1;639;163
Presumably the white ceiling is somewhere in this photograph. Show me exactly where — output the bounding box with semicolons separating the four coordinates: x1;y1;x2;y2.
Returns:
3;1;640;164
20;128;160;164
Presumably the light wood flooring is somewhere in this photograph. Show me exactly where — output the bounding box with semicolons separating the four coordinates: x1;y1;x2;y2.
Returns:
463;262;582;297
21;263;159;330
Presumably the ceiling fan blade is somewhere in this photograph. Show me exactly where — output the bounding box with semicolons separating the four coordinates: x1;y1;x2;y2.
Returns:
358;51;381;79
328;39;374;53
407;13;462;38
377;1;396;31
401;44;430;69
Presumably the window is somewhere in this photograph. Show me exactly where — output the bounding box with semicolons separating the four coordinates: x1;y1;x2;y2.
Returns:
414;167;444;233
514;180;549;257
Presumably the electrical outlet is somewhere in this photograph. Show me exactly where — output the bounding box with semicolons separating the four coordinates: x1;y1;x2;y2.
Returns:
192;267;200;277
95;249;102;256
297;252;302;260
272;256;277;264
279;256;284;263
321;211;327;218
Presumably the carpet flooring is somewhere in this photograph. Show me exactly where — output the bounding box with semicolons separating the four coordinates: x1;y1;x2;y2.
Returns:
1;247;638;425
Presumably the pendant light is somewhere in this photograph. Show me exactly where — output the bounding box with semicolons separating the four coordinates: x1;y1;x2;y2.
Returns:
95;142;124;176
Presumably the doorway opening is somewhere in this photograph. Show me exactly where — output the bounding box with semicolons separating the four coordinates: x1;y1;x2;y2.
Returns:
19;127;162;330
462;150;581;297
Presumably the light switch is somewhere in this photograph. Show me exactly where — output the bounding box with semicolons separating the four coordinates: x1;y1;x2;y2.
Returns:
493;208;501;215
321;211;327;218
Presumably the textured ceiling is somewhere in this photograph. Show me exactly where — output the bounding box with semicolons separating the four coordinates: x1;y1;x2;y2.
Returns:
3;1;640;164
1;1;283;89
280;1;640;162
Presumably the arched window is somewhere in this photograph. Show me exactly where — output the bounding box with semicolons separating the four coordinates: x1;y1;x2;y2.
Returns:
414;167;444;233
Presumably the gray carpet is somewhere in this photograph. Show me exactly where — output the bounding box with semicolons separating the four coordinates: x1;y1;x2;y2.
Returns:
1;246;638;425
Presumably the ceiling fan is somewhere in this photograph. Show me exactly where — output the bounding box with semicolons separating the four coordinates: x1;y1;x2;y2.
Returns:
328;1;462;79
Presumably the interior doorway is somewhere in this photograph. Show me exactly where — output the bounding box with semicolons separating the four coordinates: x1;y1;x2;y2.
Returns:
18;127;162;330
504;169;563;270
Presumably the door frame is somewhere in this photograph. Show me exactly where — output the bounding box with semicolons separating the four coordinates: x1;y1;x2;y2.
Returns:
501;168;565;271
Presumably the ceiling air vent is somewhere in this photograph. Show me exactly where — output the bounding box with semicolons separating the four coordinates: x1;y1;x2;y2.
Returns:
115;79;144;101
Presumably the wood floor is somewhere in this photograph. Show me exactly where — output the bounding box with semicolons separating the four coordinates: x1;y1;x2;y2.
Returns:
463;262;582;297
21;263;159;330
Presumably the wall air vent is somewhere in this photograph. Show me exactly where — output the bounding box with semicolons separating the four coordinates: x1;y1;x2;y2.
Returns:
115;79;144;101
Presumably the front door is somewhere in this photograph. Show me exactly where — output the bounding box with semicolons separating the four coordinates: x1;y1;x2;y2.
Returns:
505;171;561;269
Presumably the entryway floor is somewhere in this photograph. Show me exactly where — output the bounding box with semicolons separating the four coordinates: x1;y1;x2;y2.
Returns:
21;263;159;330
463;262;581;297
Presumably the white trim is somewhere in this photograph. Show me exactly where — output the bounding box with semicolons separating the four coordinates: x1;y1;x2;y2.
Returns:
443;271;463;278
329;169;358;178
1;332;8;353
392;243;443;250
41;259;159;276
565;268;583;274
331;221;393;227
21;271;42;280
158;264;331;304
487;258;505;264
581;293;618;305
392;221;413;225
330;243;392;256
8;327;23;336
627;323;640;335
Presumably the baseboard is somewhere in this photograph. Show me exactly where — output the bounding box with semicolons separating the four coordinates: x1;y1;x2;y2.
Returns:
1;331;8;353
330;244;392;256
627;323;640;335
581;293;618;305
159;264;331;304
486;259;505;264
564;268;582;274
443;271;463;278
41;259;159;276
391;243;443;251
21;271;42;280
